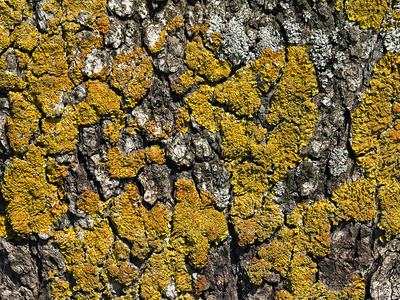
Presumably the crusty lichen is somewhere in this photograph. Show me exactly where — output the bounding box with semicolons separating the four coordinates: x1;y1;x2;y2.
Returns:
345;0;389;30
2;145;68;236
6;92;41;154
110;48;153;108
171;180;228;268
351;51;400;241
104;146;165;179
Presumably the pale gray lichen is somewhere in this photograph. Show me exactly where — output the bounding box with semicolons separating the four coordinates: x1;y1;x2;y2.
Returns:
282;18;302;44
383;27;400;53
309;29;332;70
254;26;283;57
328;148;348;177
218;16;256;65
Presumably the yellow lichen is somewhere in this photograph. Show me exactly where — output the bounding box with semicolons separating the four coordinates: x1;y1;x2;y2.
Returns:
10;22;40;51
37;107;79;154
110;184;170;258
2;145;68;236
104;146;165;179
171;180;228;268
345;0;389;30
213;68;261;118
332;179;377;222
76;190;106;218
6;92;41;154
184;36;231;82
110;48;153;108
184;85;223;133
174;107;191;133
25;73;73;117
51;279;73;299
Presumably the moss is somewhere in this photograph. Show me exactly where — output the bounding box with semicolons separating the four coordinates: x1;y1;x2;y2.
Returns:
345;0;389;30
171;180;228;268
104;146;165;179
184;84;223;133
6;92;41;154
37;107;79;154
1;145;68;236
184;36;231;82
76;190;106;218
110;48;153;108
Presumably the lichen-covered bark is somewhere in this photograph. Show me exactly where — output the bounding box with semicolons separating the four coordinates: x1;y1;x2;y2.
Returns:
0;0;400;299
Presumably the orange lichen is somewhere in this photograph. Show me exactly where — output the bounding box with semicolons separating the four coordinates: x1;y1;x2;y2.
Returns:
85;80;123;117
2;145;68;236
174;107;191;133
6;92;41;154
110;48;153;108
104;146;165;179
184;36;231;82
51;279;73;299
103;118;125;145
76;190;106;218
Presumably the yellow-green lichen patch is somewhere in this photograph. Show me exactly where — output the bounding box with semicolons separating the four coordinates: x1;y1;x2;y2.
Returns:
103;117;125;145
0;54;28;91
25;73;73;117
345;0;389;30
110;184;170;259
266;46;318;127
171;180;228;268
51;279;73;299
184;84;223;133
29;34;68;77
250;48;285;92
172;70;204;95
10;22;40;51
0;26;10;53
110;48;153;108
2;145;68;236
85;80;123;118
184;36;231;82
37;107;79;154
139;252;171;300
53;220;114;297
104;146;165;179
332;179;377;222
350;51;400;240
230;193;284;247
149;16;185;53
6;92;41;154
213;68;261;118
